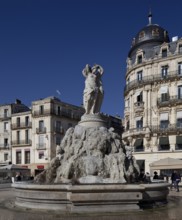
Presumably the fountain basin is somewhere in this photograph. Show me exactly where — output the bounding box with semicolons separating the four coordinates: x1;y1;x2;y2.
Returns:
12;182;170;213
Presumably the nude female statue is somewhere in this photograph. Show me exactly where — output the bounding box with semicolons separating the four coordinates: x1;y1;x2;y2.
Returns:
82;64;104;114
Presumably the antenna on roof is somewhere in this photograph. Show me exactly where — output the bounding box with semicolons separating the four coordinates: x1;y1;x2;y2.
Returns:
148;8;152;25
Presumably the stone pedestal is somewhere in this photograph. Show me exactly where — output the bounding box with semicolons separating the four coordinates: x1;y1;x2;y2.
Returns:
79;114;106;128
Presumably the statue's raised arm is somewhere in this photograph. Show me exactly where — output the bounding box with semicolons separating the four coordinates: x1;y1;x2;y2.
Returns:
82;64;104;114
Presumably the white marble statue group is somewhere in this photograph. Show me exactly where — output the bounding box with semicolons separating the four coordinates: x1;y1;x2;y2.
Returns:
34;64;139;184
82;64;104;114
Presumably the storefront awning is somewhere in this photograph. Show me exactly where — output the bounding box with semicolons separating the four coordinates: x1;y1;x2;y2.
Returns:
159;137;169;145
150;157;182;170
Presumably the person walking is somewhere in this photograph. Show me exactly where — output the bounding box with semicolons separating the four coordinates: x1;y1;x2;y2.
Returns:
171;170;177;190
175;171;181;192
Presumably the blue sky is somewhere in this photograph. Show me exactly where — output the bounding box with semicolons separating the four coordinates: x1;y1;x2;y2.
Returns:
0;0;182;117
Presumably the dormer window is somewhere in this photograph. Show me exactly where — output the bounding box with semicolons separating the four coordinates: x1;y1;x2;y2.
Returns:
179;45;182;54
139;31;145;40
162;49;167;58
137;55;142;64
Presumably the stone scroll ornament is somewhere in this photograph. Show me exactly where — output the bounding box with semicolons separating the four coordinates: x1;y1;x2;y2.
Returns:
82;64;104;114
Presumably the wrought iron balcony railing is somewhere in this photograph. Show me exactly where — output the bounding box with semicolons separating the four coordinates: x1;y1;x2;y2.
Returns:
11;122;32;130
124;70;182;95
54;127;64;134
36;143;46;150
32;109;83;120
36;127;46;134
12;139;32;146
157;95;182;107
0;144;9;150
150;124;182;134
0;114;11;120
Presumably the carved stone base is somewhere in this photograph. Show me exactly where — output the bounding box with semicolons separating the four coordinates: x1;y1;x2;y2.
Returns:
79;114;106;128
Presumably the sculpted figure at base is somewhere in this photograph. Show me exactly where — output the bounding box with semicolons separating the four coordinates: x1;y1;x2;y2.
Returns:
82;64;104;114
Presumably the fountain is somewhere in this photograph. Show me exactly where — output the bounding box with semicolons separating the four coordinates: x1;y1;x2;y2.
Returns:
12;64;169;213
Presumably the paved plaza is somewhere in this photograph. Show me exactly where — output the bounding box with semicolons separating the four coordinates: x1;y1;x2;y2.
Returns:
0;184;182;220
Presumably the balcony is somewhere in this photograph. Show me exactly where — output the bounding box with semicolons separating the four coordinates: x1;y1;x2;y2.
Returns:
36;127;46;134
36;143;46;150
0;113;11;120
124;70;182;95
0;144;9;150
134;102;144;113
150;124;182;134
12;139;32;146
157;95;182;107
54;127;64;134
11;122;32;130
122;127;147;139
32;109;83;120
33;109;53;117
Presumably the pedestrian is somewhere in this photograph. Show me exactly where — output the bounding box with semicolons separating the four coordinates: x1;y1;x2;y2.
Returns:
153;171;159;180
145;172;151;183
175;171;181;192
170;170;176;190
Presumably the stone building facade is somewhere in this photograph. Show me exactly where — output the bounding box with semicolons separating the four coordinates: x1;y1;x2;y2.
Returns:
122;14;182;174
0;96;122;176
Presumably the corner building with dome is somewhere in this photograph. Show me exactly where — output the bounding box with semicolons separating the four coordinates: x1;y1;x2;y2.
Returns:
122;13;182;176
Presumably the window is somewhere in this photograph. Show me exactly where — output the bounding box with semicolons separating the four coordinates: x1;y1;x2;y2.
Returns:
16;117;20;127
25;116;29;126
161;93;169;102
4;153;8;161
177;111;182;128
134;139;144;152
56;135;61;145
161;66;168;77
159;137;170;151
17;131;20;144
39;135;45;149
25;151;30;164
39;151;44;159
57;106;61;115
178;62;182;75
178;85;182;99
4;109;8;118
160;86;168;102
4;138;8;147
16;151;21;164
25;130;29;144
136;118;143;129
39;120;44;132
139;31;145;40
179;45;182;54
39;105;44;115
56;121;61;132
136;92;143;103
137;55;142;64
162;49;167;58
137;71;143;81
4;122;8;132
160;113;169;129
176;136;182;150
126;121;130;130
